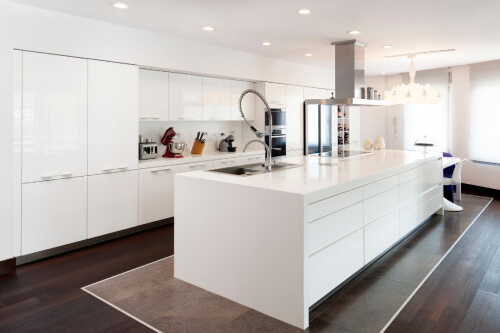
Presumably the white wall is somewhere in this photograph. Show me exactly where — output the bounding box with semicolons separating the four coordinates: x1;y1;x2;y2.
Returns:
449;65;500;190
0;1;335;261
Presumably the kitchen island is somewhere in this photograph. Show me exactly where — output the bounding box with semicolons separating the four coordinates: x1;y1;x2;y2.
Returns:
174;150;443;329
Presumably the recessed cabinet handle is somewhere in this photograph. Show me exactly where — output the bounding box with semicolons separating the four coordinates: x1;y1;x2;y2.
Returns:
151;168;172;172
103;166;128;172
189;164;205;168
140;117;160;120
41;173;73;179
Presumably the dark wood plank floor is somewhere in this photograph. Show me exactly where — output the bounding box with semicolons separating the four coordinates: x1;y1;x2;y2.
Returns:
386;190;500;333
1;186;499;332
0;224;174;332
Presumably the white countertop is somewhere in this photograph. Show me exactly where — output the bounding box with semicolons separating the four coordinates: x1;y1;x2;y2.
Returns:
177;149;442;196
139;149;265;169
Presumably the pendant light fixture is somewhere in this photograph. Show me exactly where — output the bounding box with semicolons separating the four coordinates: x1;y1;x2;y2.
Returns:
384;55;442;105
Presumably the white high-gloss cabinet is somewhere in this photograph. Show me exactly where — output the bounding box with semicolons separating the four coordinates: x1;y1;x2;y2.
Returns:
265;82;286;106
285;85;304;152
88;60;139;175
169;73;203;121
22;177;87;255
304;87;328;100
22;52;88;183
178;161;214;173
88;170;139;238
139;165;179;225
203;77;231;120
231;80;255;120
139;69;169;121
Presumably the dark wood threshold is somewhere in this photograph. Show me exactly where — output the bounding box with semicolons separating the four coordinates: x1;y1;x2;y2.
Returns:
0;258;16;278
462;183;500;198
16;217;174;266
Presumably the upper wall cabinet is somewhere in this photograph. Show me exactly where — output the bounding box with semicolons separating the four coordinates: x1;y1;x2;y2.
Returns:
230;80;254;121
169;73;203;121
88;60;139;175
22;52;88;183
265;82;286;107
304;87;330;100
203;77;231;121
139;69;169;121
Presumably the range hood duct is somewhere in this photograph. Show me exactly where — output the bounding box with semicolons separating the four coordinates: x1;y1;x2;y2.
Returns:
305;39;389;107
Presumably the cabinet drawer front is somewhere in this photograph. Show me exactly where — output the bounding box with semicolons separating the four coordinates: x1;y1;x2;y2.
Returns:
364;209;400;263
308;229;364;305
139;166;179;225
22;177;87;255
400;185;442;236
364;175;399;199
308;187;363;222
308;202;363;255
88;170;139;238
399;168;441;204
364;187;399;223
399;159;441;184
240;154;265;164
179;161;214;173
213;158;240;169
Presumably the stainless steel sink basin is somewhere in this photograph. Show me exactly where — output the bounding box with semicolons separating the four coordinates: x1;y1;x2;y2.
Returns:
206;162;301;176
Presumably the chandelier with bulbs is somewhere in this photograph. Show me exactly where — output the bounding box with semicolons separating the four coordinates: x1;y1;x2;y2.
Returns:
384;55;442;105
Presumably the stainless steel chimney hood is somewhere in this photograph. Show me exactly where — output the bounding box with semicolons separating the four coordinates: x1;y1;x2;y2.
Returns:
305;39;389;107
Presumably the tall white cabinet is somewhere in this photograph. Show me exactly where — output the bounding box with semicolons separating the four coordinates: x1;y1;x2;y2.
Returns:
88;60;139;175
22;52;88;183
285;85;304;155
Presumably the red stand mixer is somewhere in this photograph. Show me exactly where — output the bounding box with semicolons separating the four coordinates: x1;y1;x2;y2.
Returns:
161;127;186;158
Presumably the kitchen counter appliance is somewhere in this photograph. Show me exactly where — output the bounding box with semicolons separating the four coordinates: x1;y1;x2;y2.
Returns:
138;135;158;160
219;134;237;152
161;127;186;158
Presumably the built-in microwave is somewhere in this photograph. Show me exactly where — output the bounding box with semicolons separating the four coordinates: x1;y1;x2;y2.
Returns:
265;108;286;127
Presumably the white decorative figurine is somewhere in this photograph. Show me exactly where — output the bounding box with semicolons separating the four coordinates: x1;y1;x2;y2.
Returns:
363;139;373;150
373;136;386;150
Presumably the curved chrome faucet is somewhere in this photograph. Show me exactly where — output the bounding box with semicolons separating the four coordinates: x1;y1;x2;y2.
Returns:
238;89;274;171
243;139;275;171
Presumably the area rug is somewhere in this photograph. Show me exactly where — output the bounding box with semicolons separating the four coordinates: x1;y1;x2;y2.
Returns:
83;194;492;333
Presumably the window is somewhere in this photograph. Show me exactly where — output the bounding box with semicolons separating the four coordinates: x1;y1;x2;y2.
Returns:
470;61;500;164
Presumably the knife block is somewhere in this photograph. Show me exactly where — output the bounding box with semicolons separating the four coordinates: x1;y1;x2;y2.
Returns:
191;139;205;154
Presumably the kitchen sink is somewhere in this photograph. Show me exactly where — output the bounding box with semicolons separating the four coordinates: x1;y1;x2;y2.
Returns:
206;162;301;176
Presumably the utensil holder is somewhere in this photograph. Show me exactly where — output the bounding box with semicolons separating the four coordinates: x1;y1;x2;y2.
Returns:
191;139;205;154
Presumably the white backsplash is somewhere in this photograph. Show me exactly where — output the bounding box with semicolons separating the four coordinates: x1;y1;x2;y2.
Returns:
139;121;244;155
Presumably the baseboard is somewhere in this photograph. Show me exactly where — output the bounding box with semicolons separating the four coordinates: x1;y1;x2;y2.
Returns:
0;257;16;277
462;183;500;198
16;217;174;266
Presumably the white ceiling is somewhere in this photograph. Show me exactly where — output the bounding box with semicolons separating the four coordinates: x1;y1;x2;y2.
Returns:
7;0;500;75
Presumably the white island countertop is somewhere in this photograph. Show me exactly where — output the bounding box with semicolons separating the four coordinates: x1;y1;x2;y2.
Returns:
178;149;442;198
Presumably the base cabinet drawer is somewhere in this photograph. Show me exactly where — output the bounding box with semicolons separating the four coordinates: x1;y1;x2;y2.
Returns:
308;202;363;255
308;229;364;305
213;158;241;168
88;170;139;238
364;209;400;263
139;165;179;225
400;185;442;236
364;187;399;223
239;154;265;164
22;177;87;255
179;161;214;173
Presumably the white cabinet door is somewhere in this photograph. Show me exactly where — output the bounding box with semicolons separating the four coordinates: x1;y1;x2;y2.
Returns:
364;209;400;263
285;85;304;152
22;177;87;255
178;161;214;173
169;73;203;121
203;77;231;121
22;52;87;183
265;82;286;106
88;60;139;175
304;87;329;100
88;170;139;238
139;165;179;225
230;80;254;120
139;69;169;121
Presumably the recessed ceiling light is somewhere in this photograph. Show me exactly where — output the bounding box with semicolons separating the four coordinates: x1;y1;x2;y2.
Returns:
297;9;311;14
202;26;215;31
112;3;128;9
262;42;271;46
383;45;393;49
347;30;361;35
305;53;313;57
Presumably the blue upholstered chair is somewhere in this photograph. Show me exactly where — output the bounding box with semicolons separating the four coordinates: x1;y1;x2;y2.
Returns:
443;152;455;202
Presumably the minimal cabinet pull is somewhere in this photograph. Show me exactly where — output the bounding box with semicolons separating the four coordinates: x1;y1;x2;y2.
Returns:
41;173;73;179
140;117;160;120
151;168;172;172
103;166;128;172
189;164;205;168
